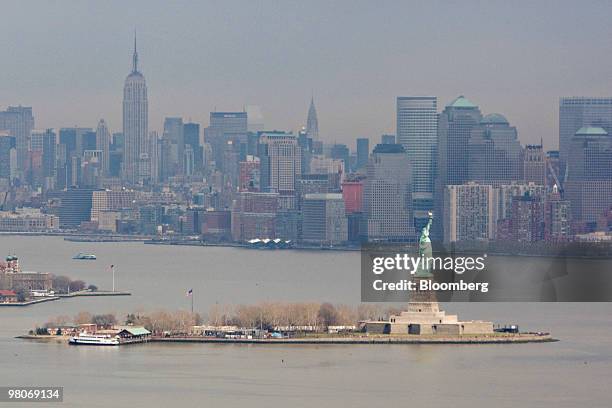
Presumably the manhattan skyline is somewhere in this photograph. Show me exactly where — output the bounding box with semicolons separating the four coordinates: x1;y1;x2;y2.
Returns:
2;1;612;147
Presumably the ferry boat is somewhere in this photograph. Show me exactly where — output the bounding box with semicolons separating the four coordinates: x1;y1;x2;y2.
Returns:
69;333;120;346
72;253;97;260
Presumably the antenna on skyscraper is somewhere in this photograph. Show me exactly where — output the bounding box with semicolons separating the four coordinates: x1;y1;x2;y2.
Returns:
132;29;139;73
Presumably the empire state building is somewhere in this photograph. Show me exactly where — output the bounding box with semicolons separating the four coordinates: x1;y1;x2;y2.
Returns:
123;33;149;184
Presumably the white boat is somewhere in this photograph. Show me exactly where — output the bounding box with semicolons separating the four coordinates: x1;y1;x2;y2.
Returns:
72;253;97;260
69;333;119;346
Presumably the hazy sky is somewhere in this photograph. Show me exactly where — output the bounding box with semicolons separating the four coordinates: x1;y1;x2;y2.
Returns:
2;0;611;148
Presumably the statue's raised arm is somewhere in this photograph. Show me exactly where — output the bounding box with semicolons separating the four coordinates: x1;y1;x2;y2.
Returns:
420;211;433;244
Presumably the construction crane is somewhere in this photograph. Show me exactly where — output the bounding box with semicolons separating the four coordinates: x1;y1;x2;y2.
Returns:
547;161;562;192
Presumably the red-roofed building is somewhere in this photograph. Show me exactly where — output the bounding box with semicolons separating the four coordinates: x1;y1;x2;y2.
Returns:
0;290;17;303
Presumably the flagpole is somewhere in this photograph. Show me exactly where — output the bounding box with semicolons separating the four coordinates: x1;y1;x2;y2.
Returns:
191;290;194;314
112;265;115;292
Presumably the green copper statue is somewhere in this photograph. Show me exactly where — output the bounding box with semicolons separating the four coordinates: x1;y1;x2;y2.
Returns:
415;211;433;278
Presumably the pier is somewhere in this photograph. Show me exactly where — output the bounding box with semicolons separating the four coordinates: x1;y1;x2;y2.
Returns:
1;290;131;307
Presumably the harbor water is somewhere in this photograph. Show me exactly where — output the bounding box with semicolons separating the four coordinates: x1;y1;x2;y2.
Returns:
1;236;611;408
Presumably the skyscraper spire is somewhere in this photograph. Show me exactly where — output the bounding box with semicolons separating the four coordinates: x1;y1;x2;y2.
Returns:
306;96;319;140
132;30;138;73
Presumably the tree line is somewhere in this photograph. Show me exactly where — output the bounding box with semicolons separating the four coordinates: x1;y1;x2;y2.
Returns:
39;302;403;334
51;275;97;294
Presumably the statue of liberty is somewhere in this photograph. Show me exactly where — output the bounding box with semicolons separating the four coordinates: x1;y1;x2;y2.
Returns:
414;211;433;278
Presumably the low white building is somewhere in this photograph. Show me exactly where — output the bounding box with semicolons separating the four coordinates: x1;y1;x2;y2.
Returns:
0;209;59;232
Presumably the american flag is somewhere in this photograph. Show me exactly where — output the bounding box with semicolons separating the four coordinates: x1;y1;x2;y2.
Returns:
186;288;193;297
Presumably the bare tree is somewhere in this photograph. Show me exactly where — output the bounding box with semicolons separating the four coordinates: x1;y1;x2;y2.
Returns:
335;304;358;326
91;313;117;328
357;304;384;321
317;302;338;328
73;311;93;325
69;280;86;292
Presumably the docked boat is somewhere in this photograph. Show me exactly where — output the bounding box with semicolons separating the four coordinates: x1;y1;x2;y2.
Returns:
72;253;97;260
69;333;119;346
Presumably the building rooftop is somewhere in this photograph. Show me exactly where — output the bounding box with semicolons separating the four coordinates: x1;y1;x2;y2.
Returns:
481;113;509;125
575;126;608;136
116;326;151;336
448;95;477;108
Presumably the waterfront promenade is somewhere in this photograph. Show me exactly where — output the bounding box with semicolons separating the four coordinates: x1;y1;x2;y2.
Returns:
19;332;554;345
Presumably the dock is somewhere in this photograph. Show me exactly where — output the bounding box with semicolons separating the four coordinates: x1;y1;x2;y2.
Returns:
0;297;60;307
57;290;131;298
1;290;130;307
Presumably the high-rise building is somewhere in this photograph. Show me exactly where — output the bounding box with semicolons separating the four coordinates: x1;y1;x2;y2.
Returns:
523;144;546;185
91;190;136;221
81;150;103;188
258;131;301;208
564;126;612;230
122;33;149;184
444;183;498;243
297;130;313;174
309;155;344;188
30;130;44;152
205;112;247;172
364;144;414;242
183;122;202;172
497;182;546;221
330;144;350;172
209;112;248;138
0;133;15;180
396;96;437;228
435;96;482;239
59;128;77;157
41;129;56;181
149;131;160;184
510;193;544;242
231;191;279;241
29;130;46;187
0;106;34;176
341;178;364;213
302;193;347;245
59;188;100;228
355;138;369;171
109;132;124;178
239;155;260;192
468;113;522;187
559;97;612;179
162;117;184;177
184;145;194;176
544;185;571;242
96;119;111;176
82;131;97;153
296;174;330;210
305;97;319;141
510;192;544;243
